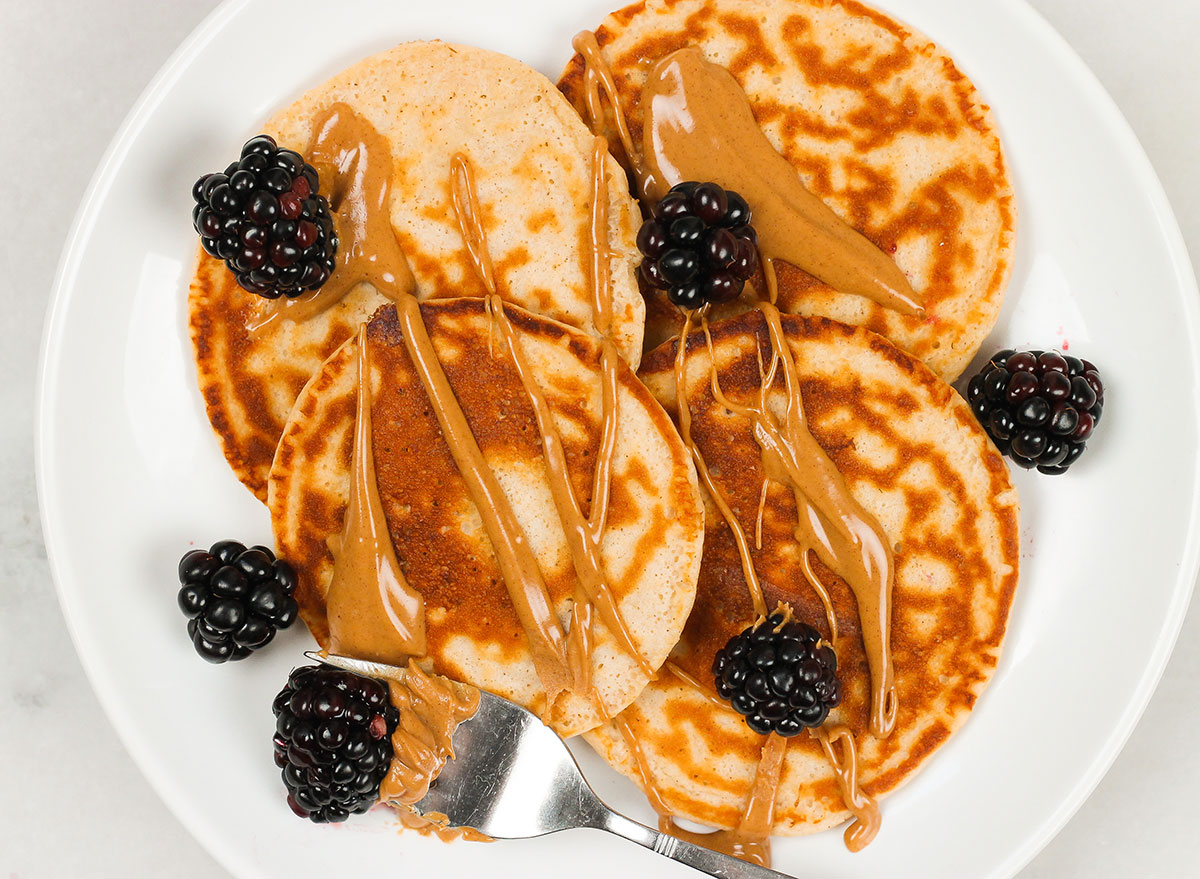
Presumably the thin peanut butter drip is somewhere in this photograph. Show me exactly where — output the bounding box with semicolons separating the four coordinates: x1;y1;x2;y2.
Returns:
715;733;788;867
676;302;897;738
812;726;881;852
704;305;895;734
449;154;497;295
393;291;574;706
757;302;896;736
611;715;787;867
641;48;922;316
609;713;676;818
378;662;480;806
673;311;769;618
571;32;648;192
448;150;654;694
324;325;426;662
487;296;651;680
663;661;729;711
703;312;840;643
585;135;616;337
251;102;417;330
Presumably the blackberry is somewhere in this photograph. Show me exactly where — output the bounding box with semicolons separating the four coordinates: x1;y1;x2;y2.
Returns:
967;349;1105;474
191;134;337;299
272;665;400;823
177;540;299;663
712;611;841;736
637;181;759;309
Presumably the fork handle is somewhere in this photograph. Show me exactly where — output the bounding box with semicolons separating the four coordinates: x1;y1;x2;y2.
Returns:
597;810;795;879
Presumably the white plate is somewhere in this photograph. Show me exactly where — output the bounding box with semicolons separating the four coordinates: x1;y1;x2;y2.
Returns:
36;0;1200;877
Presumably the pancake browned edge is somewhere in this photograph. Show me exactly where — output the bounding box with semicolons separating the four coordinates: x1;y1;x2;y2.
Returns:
585;311;1019;834
558;0;1016;381
191;40;644;501
269;298;704;737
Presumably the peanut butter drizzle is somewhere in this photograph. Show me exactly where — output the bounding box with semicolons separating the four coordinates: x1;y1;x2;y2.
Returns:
448;150;655;690
811;726;881;852
250;103;417;331
608;713;675;818
663;660;728;711
393;291;574;706
581;135;623;543
641;48;922;316
486;296;651;678
616;675;877;856
294;110;558;828
673;311;769;618
668;252;898;853
761;303;896;736
449;154;497;295
688;300;897;737
611;713;786;867
378;662;481;806
571;32;648;192
324;325;426;662
699;311;841;647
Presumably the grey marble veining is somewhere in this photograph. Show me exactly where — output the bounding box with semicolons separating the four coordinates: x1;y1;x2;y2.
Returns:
3;0;1198;877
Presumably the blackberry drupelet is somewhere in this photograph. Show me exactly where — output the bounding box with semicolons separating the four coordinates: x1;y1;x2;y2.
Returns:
177;540;299;663
712;611;841;736
637;181;759;309
966;349;1105;475
272;666;400;823
191;134;337;300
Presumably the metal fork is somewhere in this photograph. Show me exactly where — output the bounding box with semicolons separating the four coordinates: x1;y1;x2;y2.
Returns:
307;652;794;879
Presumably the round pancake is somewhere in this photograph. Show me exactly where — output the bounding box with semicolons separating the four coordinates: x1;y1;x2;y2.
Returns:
585;311;1019;834
269;298;703;737
192;40;645;501
558;0;1015;381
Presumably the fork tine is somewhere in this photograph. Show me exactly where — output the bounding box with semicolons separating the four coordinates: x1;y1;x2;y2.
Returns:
303;650;408;680
306;653;796;877
412;690;606;839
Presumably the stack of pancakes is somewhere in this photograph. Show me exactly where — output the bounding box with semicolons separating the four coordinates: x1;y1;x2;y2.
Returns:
188;0;1020;846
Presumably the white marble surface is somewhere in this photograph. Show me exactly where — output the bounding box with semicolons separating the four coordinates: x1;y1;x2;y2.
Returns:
3;0;1198;876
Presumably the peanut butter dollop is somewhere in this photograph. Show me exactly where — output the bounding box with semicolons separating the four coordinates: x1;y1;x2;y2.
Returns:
324;325;427;662
642;48;922;316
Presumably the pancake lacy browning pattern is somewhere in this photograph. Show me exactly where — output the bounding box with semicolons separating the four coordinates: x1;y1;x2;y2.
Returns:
269;299;704;737
585;312;1019;835
559;0;1015;379
191;41;644;500
450;145;660;694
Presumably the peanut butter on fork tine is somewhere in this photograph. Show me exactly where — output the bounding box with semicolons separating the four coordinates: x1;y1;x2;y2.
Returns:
307;652;797;879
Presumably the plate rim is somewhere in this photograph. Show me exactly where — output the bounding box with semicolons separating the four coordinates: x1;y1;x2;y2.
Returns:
34;1;1200;877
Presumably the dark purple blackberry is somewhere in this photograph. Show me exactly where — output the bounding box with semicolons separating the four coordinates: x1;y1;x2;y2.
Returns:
966;349;1105;474
637;181;759;309
712;611;841;736
191;134;337;299
272;665;399;823
177;540;299;663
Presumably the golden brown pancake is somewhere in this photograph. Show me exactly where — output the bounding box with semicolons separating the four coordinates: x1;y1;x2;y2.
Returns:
192;41;645;500
558;0;1016;381
585;311;1019;835
269;298;704;737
